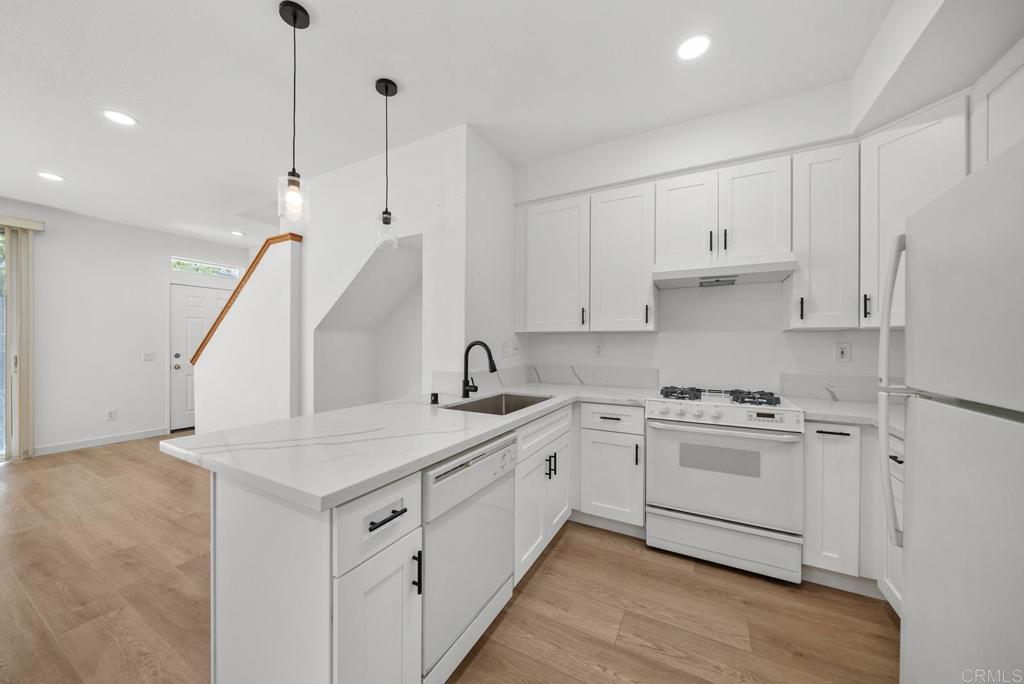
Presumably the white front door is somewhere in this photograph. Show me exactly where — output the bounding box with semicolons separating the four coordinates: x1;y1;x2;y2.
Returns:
170;284;230;430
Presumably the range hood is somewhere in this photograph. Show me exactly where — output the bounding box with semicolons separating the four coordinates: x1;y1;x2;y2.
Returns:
652;254;798;289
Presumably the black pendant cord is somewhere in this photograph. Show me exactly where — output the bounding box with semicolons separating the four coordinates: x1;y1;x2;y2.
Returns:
291;23;297;174
384;91;389;212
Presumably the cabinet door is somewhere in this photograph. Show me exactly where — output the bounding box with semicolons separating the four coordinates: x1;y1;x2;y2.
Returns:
971;38;1024;170
590;183;655;331
785;143;860;329
519;196;590;331
860;97;967;328
654;170;718;267
580;430;644;526
514;449;547;584
543;431;572;537
803;424;861;576
718;156;792;261
334;528;421;684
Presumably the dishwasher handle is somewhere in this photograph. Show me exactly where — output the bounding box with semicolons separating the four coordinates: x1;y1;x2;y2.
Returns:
647;421;802;443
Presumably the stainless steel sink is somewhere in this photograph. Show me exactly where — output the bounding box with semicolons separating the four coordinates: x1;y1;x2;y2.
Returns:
444;393;552;416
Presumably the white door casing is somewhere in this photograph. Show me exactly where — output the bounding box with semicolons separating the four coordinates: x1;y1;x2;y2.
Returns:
170;284;230;430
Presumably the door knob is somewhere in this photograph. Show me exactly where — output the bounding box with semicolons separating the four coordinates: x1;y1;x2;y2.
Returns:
174;364;181;370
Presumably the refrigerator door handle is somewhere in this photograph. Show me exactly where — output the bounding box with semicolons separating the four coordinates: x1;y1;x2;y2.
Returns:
878;233;906;548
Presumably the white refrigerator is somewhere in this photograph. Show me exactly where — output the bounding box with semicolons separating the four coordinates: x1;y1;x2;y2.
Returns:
878;139;1024;682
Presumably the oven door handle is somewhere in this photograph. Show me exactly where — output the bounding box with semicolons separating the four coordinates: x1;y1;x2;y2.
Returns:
647;421;802;443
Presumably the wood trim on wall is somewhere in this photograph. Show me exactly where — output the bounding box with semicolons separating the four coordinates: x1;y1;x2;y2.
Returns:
191;232;303;365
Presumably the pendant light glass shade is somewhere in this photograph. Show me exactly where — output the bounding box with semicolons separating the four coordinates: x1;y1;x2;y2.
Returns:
278;171;309;223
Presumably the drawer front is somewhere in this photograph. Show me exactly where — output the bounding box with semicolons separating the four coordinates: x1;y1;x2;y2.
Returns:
517;406;572;457
580;403;645;435
333;472;421;577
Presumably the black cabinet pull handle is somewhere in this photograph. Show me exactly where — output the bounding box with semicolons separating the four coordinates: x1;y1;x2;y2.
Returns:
545;455;552;479
635;443;639;466
799;296;805;320
863;294;871;318
412;551;423;595
723;229;728;251
552;451;558;476
368;507;407;532
889;454;905;465
645;304;649;324
581;307;586;325
709;230;713;252
816;429;851;437
599;416;622;421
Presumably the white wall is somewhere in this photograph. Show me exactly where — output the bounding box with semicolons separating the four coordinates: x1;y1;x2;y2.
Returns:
297;125;468;414
313;330;377;411
465;127;519;372
375;283;423;402
522;283;904;392
195;240;301;433
514;81;852;204
0;197;248;453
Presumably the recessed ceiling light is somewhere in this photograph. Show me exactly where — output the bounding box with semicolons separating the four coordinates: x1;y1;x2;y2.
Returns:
229;230;245;237
677;34;711;60
103;110;138;126
37;171;65;182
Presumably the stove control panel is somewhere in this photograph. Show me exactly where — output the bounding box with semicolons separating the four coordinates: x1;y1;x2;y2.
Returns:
645;400;804;433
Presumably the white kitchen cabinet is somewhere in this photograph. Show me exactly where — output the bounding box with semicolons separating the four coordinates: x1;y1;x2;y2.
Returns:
514;430;572;584
860;96;967;328
334;527;422;684
971;37;1024;171
880;435;905;614
803;423;861;576
517;195;590;331
718;156;792;262
590;183;655;331
654;169;718;268
784;143;860;329
580;429;644;526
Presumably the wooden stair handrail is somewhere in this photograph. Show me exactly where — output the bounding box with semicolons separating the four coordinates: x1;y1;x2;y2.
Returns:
191;232;303;365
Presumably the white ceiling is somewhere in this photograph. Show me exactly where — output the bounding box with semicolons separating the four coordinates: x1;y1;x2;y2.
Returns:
0;0;892;245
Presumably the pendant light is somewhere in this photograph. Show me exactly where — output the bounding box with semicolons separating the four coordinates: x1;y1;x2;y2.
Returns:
376;77;399;250
277;1;311;224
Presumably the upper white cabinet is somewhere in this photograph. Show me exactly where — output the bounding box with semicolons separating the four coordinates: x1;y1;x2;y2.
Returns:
718;156;793;261
519;196;590;331
654;155;792;270
784;143;860;329
803;423;861;576
516;184;655;333
655;170;718;267
860;97;967;329
590;184;656;331
971;37;1024;171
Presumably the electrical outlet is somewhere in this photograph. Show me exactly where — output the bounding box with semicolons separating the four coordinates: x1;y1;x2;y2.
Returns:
142;351;157;362
511;339;520;355
105;409;118;422
835;343;852;363
595;341;605;356
500;341;510;358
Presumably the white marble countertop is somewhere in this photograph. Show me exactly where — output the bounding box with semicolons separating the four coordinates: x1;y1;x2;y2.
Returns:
159;383;656;511
789;397;906;439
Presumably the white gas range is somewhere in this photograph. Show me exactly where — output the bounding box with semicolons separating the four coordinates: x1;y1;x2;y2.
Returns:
644;387;806;583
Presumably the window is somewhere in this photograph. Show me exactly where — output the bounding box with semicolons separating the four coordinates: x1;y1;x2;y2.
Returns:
170;257;241;279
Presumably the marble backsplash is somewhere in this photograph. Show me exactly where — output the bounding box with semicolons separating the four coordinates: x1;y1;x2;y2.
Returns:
779;373;889;403
430;364;658;398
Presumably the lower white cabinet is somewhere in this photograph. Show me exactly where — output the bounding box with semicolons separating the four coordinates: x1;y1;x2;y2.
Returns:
514;430;572;583
579;429;644;526
803;423;861;576
334;527;422;684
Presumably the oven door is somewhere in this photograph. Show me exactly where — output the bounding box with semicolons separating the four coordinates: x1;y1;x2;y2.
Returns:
646;420;804;534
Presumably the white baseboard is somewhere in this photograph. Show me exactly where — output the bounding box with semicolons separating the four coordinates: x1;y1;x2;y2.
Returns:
34;427;170;456
802;565;885;600
569;510;645;539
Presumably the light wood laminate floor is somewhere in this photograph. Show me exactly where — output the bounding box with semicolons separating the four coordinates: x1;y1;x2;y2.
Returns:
1;436;899;684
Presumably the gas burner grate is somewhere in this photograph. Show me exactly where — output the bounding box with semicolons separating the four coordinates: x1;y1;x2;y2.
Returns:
659;386;704;401
730;390;781;406
659;387;782;406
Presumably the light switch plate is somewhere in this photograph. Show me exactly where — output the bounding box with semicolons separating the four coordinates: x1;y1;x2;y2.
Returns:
142;351;157;362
